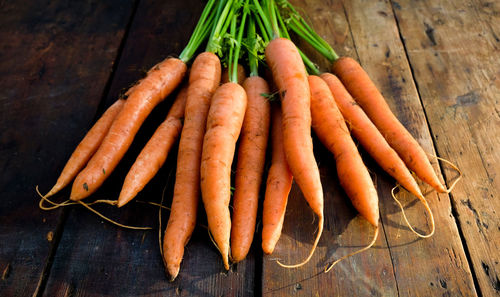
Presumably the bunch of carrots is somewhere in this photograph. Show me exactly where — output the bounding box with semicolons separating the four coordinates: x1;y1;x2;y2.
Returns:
39;0;460;280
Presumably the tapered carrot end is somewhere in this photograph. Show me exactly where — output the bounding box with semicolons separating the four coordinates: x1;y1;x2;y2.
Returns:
223;256;230;271
44;183;63;199
116;192;132;208
70;181;90;201
262;242;275;255
166;264;180;282
231;243;250;263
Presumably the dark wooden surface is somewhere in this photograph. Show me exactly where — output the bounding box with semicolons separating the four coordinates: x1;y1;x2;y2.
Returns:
0;0;498;296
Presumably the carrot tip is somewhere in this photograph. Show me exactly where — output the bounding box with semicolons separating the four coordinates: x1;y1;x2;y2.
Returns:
432;155;463;194
166;264;180;282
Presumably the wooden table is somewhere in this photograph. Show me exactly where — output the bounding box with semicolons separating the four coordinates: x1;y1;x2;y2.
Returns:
1;0;498;296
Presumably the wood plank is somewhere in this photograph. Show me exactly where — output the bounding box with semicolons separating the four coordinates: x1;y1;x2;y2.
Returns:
389;0;500;295
341;0;478;295
0;1;135;296
262;1;399;296
42;0;257;296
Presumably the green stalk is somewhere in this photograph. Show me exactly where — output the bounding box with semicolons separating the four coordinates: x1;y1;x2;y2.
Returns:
206;0;235;54
230;0;250;82
179;0;218;62
227;14;236;81
252;0;273;39
277;0;339;62
247;16;259;76
254;7;270;42
268;0;280;38
274;1;319;75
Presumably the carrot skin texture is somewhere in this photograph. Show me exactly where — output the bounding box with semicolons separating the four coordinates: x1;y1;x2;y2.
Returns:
163;52;221;280
266;38;324;266
231;76;271;262
262;105;293;255
332;57;445;192
320;73;423;199
117;87;188;207
70;58;187;200
46;99;125;197
201;82;247;270
309;75;379;226
265;38;323;219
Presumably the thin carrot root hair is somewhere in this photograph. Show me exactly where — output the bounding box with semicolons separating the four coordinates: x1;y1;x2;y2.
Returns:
324;226;379;273
391;185;435;238
276;216;324;269
427;153;462;194
36;185;152;230
77;201;152;230
36;185;117;210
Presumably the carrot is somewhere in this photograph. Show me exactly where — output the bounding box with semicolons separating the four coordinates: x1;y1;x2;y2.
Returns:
261;104;293;255
265;37;324;268
332;57;446;193
201;82;247;270
320;73;424;201
44;99;125;198
309;75;380;273
163;52;221;280
221;64;246;84
309;75;379;226
70;58;187;201
117;87;188;207
230;75;271;262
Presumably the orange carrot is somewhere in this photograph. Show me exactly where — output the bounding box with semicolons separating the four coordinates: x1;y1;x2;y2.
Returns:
231;76;271;262
201;82;247;270
309;75;379;226
320;73;424;200
117;87;188;207
221;64;246;84
44;99;125;197
332;57;446;193
163;52;221;280
70;58;187;200
265;38;323;268
261;104;293;255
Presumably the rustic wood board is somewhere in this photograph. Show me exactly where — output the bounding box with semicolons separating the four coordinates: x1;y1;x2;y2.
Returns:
1;0;497;296
0;0;135;296
41;0;256;296
390;0;500;295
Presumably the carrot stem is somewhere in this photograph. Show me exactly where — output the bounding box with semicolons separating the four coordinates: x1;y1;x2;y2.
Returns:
274;1;319;75
276;0;339;62
179;0;217;62
247;16;259;76
206;0;235;54
230;0;249;82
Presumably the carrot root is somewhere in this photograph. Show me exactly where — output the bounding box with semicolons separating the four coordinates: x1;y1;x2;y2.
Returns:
324;226;379;273
427;154;463;194
276;216;324;269
391;185;435;238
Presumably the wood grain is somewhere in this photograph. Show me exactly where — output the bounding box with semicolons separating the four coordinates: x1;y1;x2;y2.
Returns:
390;0;500;295
342;0;477;295
0;0;135;295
